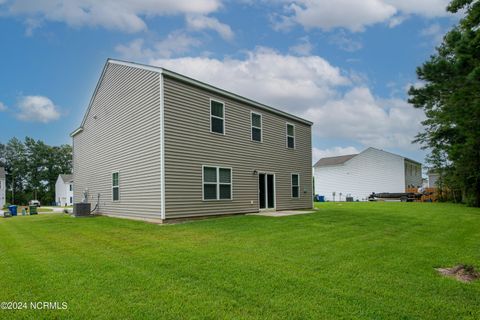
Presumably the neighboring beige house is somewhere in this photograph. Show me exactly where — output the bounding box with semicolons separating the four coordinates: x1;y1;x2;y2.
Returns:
55;174;73;206
0;167;5;208
314;147;422;201
71;59;313;222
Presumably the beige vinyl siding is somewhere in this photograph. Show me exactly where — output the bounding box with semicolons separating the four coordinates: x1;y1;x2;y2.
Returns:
163;75;312;219
73;63;162;219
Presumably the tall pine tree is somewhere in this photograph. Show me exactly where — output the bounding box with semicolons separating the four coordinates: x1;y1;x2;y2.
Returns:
409;0;480;206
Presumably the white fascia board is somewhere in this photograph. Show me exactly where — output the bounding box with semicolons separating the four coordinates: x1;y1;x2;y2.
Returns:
108;59;313;126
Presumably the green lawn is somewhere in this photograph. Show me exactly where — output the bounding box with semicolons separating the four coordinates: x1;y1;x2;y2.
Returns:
0;203;479;319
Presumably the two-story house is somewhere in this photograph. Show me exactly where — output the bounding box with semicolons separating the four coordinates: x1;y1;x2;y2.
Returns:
71;59;313;222
55;174;74;206
0;167;5;208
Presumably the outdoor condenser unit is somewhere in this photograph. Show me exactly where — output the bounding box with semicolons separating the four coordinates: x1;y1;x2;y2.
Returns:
73;203;91;217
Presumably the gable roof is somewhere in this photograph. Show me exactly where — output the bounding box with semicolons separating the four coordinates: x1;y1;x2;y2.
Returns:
71;59;313;137
313;154;357;167
59;174;73;183
313;147;422;168
0;167;5;179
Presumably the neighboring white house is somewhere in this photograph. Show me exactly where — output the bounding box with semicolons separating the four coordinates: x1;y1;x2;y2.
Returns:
55;174;73;206
314;147;422;201
428;170;440;188
0;167;5;208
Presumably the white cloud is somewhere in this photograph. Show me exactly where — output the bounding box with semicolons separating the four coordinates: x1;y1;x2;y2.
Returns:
305;87;425;149
186;15;234;40
275;0;450;32
313;146;360;164
115;31;201;60
0;101;7;111
420;23;445;44
150;47;349;111
145;47;424;151
289;36;313;55
385;0;449;18
329;30;363;52
2;0;222;33
16;95;61;123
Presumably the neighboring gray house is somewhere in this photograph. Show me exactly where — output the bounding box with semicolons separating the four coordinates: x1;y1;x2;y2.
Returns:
71;59;313;222
55;174;73;206
0;167;5;208
314;147;422;201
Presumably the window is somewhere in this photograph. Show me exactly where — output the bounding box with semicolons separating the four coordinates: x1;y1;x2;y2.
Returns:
112;172;119;201
203;166;232;200
251;112;262;142
210;99;225;134
70;196;73;204
286;123;295;148
291;174;299;198
69;184;73;191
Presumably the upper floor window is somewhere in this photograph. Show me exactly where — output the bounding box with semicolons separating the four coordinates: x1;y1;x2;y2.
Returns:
251;112;262;142
286;123;295;148
210;99;225;134
203;166;232;200
112;172;119;201
69;184;73;191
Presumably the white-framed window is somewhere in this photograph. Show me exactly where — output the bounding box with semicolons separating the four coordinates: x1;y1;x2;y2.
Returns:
286;123;295;149
69;184;73;191
210;99;225;134
70;196;73;204
112;172;119;201
291;173;300;198
202;166;232;200
251;111;262;142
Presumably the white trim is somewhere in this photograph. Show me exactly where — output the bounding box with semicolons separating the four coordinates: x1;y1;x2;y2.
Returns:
109;59;161;73
112;59;312;125
250;111;263;142
159;72;166;220
70;60;111;137
202;165;233;201
72;58;312;137
210;98;226;135
70;127;83;137
291;173;300;198
286;122;296;149
112;171;120;202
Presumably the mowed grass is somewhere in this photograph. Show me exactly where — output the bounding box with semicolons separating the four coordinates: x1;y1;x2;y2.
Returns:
0;203;479;319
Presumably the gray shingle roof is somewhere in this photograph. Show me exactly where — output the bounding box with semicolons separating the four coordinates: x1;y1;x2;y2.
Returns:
0;167;5;179
60;174;73;183
313;154;357;167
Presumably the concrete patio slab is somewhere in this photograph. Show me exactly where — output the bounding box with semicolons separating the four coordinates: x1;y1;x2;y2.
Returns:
248;210;314;217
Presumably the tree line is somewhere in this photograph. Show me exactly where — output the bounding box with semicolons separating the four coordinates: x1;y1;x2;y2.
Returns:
409;0;480;206
0;137;72;206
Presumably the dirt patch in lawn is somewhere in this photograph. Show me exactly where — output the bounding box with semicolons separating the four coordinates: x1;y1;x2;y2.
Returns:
436;265;480;283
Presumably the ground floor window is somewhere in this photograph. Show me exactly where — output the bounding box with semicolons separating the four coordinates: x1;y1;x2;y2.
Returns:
203;166;232;200
292;173;299;198
112;172;119;201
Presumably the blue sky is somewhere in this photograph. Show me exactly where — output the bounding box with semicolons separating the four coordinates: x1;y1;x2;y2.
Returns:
0;0;458;163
